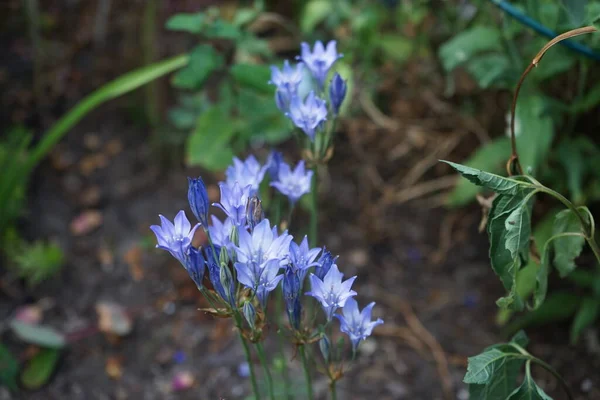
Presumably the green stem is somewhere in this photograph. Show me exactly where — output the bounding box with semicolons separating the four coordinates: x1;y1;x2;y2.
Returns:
239;331;261;399
256;342;275;400
275;289;292;399
299;345;314;400
330;380;337;400
309;167;319;247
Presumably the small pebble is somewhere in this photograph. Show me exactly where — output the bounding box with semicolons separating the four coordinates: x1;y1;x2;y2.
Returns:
237;362;250;378
581;378;593;392
163;302;176;315
171;371;194;391
456;387;469;400
173;350;186;364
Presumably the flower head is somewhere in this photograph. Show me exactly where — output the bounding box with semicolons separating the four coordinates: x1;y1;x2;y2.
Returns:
150;211;200;265
271;160;313;204
186;246;206;288
235;259;283;308
289;236;321;282
267;150;284;181
269;61;304;112
287;91;327;141
283;268;302;330
329;72;347;115
306;264;357;321
335;298;383;351
298;41;342;87
235;219;292;266
208;215;234;249
315;247;338;280
187;177;210;227
225;155;268;194
214;182;251;226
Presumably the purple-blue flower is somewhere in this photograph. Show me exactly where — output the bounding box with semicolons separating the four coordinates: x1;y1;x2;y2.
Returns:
329;72;347;115
269;60;304;112
208;215;234;249
298;41;342;87
306;264;357;321
335;298;383;351
187;177;210;227
315;247;338;280
205;245;235;306
150;210;200;266
235;259;283;308
214;182;251;226
225;155;268;194
186;246;206;288
289;236;321;282
287;91;328;141
235;219;293;267
267;150;284;181
271;160;313;204
283;268;302;330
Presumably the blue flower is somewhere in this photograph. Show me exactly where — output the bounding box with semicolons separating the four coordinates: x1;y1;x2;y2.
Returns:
329;72;347;115
267;150;284;181
298;41;342;88
269;61;304;112
235;259;283;308
306;264;357;321
289;236;321;282
335;298;383;351
315;247;338;280
287;91;328;141
205;245;235;306
186;246;206;288
226;155;268;194
271;160;313;205
283;268;302;330
150;210;201;265
235;219;293;267
208;215;234;249
214;182;251;226
187;177;210;227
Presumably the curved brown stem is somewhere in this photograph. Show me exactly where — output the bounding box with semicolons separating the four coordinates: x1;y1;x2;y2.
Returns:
508;26;598;176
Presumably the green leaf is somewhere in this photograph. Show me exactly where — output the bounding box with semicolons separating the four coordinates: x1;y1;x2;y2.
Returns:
446;138;512;206
514;95;554;175
570;297;600;344
172;45;223;90
504;291;581;335
236;89;291;144
186;106;236;171
465;53;514;89
507;368;553;400
552;209;587;276
464;348;522;384
10;321;66;348
233;8;259;27
0;342;19;391
378;34;413;64
21;348;60;390
165;13;206;33
557;139;586;203
510;330;529;348
230;64;272;93
300;0;334;33
168;107;197;130
488;191;534;310
442;160;529;196
204;20;241;40
559;0;586;26
438;26;502;71
469;357;524;400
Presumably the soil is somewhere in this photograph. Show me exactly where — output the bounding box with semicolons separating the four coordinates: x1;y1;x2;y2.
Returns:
1;2;599;400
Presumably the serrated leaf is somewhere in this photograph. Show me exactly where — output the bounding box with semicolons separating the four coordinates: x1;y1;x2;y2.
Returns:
570;297;600;344
172;45;223;90
507;369;553;400
469;357;524;400
510;331;529;348
552;209;587;276
230;64;272;93
165;13;206;33
442;160;529;196
186;106;236;171
300;0;333;33
0;342;19;391
10;321;66;349
446;138;512;206
438;26;502;71
504;202;533;260
464;348;522;384
21;348;60;390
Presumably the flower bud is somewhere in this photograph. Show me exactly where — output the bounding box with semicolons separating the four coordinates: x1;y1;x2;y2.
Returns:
243;301;257;330
315;247;338;280
283;269;302;330
329;73;347;115
187;177;210;227
319;334;331;364
187;246;206;289
275;88;291;112
246;195;264;231
267;151;284;182
219;264;235;306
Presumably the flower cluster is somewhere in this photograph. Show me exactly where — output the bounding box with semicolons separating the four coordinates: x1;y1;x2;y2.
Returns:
269;40;347;142
151;152;382;352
